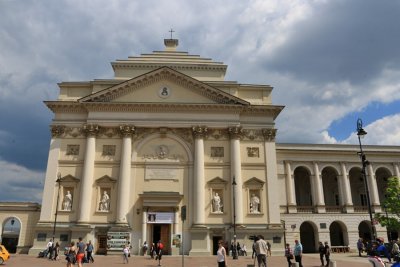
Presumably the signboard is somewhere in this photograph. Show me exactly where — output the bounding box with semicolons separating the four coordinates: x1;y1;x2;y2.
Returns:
147;212;174;224
107;232;130;251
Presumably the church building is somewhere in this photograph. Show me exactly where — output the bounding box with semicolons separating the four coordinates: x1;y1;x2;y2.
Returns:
27;38;400;256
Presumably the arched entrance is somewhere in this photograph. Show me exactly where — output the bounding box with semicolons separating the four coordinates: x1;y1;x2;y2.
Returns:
300;221;317;253
329;221;347;246
358;221;372;241
1;217;20;253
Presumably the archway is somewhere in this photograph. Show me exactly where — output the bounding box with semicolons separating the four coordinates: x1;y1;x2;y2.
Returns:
358;221;372;241
300;221;317;253
1;217;21;253
294;167;312;207
329;221;347;246
322;167;340;207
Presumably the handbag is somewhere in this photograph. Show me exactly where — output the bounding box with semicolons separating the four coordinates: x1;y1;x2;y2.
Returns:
289;254;294;259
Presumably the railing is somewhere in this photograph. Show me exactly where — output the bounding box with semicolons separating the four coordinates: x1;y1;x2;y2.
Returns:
354;206;368;213
296;206;314;213
325;206;342;213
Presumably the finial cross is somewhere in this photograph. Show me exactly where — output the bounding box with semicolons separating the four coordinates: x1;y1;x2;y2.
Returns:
169;28;175;39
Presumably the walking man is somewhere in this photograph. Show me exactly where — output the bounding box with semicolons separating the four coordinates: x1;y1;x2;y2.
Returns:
294;240;303;267
255;235;268;267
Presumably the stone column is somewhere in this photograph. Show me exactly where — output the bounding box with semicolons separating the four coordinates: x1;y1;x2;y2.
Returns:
192;126;207;225
142;209;147;245
40;125;65;221
174;207;179;234
340;162;353;212
263;129;280;224
394;163;400;179
228;126;244;225
116;125;135;225
367;164;381;209
313;162;325;213
284;161;297;213
77;124;99;224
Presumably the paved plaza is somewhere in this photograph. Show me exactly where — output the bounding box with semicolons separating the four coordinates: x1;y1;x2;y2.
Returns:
3;253;374;267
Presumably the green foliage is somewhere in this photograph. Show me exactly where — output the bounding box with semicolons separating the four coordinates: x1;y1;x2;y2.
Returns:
375;176;400;231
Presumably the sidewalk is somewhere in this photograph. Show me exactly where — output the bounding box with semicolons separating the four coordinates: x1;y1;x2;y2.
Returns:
4;253;372;267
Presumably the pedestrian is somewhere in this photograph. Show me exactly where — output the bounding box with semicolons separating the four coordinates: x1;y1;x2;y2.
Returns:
255;235;268;267
66;241;76;267
156;240;164;266
150;243;156;259
392;239;399;259
252;237;258;259
86;240;94;263
143;241;148;256
76;237;86;267
324;241;331;267
216;240;227;267
357;238;364;257
47;239;53;259
267;241;271;256
293;240;303;267
284;243;294;267
54;242;60;260
123;244;130;264
242;243;247;256
318;241;325;266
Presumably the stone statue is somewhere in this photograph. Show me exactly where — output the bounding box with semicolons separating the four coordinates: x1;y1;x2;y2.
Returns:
212;192;222;213
63;191;72;211
99;191;110;211
250;194;260;213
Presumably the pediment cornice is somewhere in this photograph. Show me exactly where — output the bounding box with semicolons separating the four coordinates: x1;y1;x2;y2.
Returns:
78;67;249;105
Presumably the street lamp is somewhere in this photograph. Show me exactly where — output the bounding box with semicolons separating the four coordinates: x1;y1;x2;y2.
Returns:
357;118;376;241
52;172;62;242
232;175;238;260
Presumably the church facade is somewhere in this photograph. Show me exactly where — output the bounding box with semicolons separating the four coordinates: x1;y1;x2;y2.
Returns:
27;39;400;256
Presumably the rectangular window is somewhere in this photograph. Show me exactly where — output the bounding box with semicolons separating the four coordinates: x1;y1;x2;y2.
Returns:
60;234;69;242
37;233;47;241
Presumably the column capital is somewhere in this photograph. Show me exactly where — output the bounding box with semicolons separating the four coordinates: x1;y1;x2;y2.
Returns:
228;126;244;139
119;125;136;137
262;128;277;142
51;125;66;138
82;124;100;137
192;126;208;138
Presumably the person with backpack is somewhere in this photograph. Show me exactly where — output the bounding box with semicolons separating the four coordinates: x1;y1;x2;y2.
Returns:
156;240;164;266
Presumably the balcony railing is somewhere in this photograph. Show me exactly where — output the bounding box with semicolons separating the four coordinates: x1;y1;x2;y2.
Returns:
325;206;342;213
297;206;314;213
354;206;368;213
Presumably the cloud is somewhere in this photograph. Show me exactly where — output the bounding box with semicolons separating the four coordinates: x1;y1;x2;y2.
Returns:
0;159;45;202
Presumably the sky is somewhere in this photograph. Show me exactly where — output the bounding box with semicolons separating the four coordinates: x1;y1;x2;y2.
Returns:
0;0;399;203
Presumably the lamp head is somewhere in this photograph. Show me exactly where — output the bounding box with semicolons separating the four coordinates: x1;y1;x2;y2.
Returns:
357;118;367;137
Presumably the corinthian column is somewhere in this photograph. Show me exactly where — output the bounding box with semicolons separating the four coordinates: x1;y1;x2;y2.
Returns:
77;124;99;224
116;125;135;225
262;129;280;224
367;164;380;206
192;126;207;225
313;162;325;213
228;126;244;225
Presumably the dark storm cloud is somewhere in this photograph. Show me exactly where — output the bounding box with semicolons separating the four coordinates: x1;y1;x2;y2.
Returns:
265;0;400;85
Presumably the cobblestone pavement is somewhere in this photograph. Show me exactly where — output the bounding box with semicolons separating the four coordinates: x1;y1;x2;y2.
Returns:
4;253;373;267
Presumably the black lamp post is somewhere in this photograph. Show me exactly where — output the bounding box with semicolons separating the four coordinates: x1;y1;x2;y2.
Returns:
52;172;62;242
232;175;238;260
383;204;391;241
356;119;376;241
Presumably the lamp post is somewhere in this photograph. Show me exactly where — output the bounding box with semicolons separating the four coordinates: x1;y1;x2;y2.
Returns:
356;118;376;241
232;175;238;260
52;172;62;242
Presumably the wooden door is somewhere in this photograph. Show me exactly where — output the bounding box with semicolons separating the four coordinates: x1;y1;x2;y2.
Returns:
160;224;170;255
97;235;107;255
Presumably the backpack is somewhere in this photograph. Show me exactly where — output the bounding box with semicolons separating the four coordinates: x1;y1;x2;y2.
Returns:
159;243;164;250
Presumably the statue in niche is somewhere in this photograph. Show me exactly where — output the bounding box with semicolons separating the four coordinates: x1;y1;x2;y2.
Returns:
63;191;73;211
99;191;110;211
212;192;223;213
250;194;260;213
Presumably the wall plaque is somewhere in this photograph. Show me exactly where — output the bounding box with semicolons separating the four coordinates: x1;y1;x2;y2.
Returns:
145;166;180;180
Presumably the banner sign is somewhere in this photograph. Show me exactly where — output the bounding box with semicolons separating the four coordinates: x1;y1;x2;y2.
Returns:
107;232;130;251
147;212;174;224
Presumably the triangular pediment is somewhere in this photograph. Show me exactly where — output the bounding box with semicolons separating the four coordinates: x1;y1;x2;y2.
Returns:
207;176;228;185
60;174;80;183
79;67;249;105
244;177;265;188
95;175;117;184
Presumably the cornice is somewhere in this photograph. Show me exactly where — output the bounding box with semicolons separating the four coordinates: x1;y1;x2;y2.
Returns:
111;63;227;72
44;101;86;113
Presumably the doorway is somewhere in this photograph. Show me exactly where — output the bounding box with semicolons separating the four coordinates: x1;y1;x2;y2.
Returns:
152;224;171;255
212;236;223;255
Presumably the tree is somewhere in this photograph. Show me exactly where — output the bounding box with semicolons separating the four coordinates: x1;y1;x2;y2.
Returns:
375;176;400;232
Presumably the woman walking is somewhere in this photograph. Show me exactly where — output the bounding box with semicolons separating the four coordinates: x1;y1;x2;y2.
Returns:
66;241;76;267
284;243;293;267
123;244;130;264
217;240;228;267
